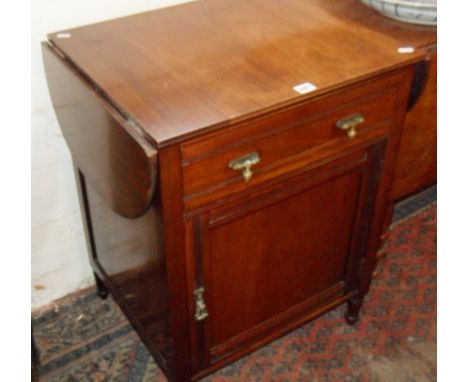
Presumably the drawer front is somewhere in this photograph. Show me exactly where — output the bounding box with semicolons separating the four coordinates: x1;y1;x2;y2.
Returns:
182;70;406;210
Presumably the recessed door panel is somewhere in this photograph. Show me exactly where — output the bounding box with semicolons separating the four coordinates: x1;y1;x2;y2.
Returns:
207;170;361;347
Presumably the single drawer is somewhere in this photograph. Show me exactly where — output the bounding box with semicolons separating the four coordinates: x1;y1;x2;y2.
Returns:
181;70;407;210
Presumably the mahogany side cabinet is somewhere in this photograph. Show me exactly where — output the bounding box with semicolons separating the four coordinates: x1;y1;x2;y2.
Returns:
42;1;434;380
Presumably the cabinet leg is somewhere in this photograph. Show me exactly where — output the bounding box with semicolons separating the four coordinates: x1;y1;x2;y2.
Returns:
345;296;363;325
94;272;109;300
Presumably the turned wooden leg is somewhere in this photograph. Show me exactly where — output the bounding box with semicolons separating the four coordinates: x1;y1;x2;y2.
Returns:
345;296;364;325
94;272;109;299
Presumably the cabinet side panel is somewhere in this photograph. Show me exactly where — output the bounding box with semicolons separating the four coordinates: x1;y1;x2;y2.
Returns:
391;51;437;200
85;181;175;374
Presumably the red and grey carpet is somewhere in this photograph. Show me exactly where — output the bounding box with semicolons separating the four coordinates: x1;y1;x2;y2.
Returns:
32;186;436;381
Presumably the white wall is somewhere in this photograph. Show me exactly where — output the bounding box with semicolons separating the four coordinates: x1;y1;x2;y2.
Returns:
31;0;195;310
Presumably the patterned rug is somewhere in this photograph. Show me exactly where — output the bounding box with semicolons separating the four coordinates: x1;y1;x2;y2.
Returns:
33;186;436;382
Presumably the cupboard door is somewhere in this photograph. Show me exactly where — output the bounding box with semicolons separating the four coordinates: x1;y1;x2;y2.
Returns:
188;142;386;369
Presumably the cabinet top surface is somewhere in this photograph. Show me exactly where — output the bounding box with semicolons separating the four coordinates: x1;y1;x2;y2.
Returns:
48;0;434;147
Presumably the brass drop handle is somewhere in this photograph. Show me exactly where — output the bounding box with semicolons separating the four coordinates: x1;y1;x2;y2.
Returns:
335;113;364;139
228;152;261;182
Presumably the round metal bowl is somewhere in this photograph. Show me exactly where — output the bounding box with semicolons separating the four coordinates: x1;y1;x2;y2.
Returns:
359;0;437;26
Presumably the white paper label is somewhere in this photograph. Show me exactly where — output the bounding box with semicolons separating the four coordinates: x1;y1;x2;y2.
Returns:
398;46;415;54
293;82;318;94
57;33;71;39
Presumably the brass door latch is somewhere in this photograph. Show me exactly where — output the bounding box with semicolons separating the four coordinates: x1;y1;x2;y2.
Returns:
194;287;209;322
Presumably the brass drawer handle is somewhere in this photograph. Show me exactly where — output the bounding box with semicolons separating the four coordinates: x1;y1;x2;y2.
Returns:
228;152;261;182
336;113;364;139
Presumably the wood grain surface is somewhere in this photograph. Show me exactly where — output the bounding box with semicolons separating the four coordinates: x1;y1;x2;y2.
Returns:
47;0;425;147
42;43;158;219
42;1;431;380
391;51;437;200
